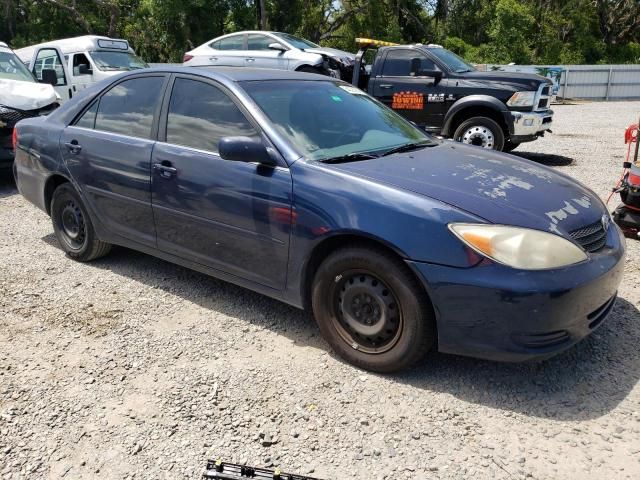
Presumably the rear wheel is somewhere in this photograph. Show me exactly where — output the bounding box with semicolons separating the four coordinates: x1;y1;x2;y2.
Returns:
50;183;111;262
311;246;436;373
453;116;505;151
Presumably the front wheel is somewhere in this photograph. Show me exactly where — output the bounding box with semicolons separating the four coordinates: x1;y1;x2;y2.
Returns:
51;183;112;262
453;116;505;151
311;246;436;373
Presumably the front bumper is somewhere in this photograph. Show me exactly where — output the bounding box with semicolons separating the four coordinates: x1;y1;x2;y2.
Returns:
510;109;553;141
408;224;625;362
0;128;14;169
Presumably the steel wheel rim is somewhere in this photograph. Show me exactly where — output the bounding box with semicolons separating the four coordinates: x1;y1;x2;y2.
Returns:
462;125;494;148
60;200;86;250
332;271;403;354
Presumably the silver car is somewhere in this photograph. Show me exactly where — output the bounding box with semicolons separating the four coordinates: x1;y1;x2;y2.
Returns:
183;31;355;80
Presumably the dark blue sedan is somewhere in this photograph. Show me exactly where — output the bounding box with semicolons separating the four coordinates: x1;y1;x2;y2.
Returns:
13;67;624;372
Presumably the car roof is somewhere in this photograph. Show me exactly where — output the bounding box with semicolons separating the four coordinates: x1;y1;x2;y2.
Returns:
143;65;332;83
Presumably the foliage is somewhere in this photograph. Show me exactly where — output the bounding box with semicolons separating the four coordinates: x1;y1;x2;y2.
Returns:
0;0;638;64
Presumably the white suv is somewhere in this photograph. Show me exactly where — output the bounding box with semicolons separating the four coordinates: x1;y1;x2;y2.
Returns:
183;31;355;80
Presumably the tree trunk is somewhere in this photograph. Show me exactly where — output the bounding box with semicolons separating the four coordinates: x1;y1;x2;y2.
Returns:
258;0;268;29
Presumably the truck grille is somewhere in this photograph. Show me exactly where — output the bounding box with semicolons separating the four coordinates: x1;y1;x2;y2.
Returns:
0;104;57;127
533;83;551;112
569;220;607;253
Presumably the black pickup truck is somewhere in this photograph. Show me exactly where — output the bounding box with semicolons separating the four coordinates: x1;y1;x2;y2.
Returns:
351;39;553;152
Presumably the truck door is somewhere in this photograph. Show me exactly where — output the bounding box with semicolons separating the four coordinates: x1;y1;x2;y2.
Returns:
370;49;448;130
69;52;94;95
31;47;72;102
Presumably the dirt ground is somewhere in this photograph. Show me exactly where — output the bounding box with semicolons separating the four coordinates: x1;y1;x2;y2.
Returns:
1;101;640;480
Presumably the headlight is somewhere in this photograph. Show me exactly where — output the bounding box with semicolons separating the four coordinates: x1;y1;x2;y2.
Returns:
449;223;588;270
506;91;536;107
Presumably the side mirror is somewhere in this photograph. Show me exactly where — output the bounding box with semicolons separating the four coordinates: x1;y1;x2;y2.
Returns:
41;68;58;86
219;136;278;166
268;43;287;52
418;69;443;84
78;64;92;75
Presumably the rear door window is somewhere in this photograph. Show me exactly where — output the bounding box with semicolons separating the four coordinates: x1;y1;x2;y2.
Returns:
93;76;165;139
165;78;256;153
382;50;436;76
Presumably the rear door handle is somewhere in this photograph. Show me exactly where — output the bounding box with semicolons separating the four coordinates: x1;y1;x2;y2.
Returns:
153;162;177;179
209;57;218;61
379;84;394;89
245;58;255;63
64;141;82;154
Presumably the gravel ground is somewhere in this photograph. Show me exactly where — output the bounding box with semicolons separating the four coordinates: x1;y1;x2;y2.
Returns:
2;101;640;480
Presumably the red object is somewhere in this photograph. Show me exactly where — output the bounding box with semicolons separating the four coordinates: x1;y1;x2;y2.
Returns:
628;172;640;186
625;124;638;145
182;54;194;63
11;127;17;151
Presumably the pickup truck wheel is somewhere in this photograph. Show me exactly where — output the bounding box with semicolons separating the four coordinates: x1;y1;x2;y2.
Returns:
51;183;112;262
311;246;436;373
454;116;505;151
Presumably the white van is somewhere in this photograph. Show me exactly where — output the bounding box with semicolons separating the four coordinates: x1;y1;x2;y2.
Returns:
15;35;148;103
0;41;58;169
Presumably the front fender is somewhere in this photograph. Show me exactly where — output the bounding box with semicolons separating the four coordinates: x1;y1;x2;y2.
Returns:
441;95;512;136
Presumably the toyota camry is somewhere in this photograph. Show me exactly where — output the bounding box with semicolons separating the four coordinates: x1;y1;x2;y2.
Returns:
13;67;625;372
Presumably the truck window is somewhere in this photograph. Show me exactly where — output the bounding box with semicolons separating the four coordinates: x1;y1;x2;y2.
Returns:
72;53;92;76
382;50;437;77
33;48;66;85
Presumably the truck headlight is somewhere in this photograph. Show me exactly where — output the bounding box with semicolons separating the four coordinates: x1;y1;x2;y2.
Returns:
507;91;536;107
449;223;588;270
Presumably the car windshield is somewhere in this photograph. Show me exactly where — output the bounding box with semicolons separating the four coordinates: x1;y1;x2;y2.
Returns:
0;50;36;82
272;33;319;50
428;47;476;73
242;80;434;161
89;51;148;71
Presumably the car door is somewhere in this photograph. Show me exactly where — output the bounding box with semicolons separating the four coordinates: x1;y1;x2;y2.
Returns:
69;52;94;94
31;47;73;101
245;33;288;69
151;75;293;288
206;34;246;67
370;49;447;129
60;74;168;247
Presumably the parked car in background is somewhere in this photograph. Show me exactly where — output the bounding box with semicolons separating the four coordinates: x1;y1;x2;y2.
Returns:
15;35;148;104
183;31;355;80
351;38;554;152
13;67;623;372
0;41;58;170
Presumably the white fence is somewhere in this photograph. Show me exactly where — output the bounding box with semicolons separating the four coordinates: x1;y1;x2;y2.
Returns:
484;64;640;101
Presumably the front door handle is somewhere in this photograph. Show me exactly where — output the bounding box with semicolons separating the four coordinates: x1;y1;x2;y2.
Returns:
379;84;394;89
153;162;177;179
245;58;255;63
209;57;218;61
64;140;82;154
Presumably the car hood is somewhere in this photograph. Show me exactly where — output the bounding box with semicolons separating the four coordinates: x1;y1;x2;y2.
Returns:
0;79;58;110
458;70;551;91
304;47;355;63
324;142;606;236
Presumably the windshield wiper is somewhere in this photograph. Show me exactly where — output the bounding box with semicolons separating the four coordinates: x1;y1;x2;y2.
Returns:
381;141;433;157
321;152;379;164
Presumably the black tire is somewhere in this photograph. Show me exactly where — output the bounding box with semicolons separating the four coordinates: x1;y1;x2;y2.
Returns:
453;116;505;151
311;246;436;373
503;140;520;153
297;65;323;75
50;183;112;262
